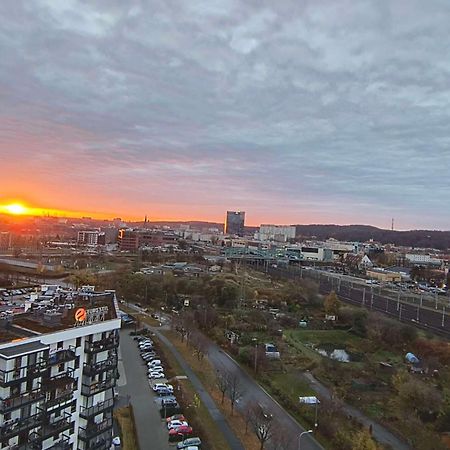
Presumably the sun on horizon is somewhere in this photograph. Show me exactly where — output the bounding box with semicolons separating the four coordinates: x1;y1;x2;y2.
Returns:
0;203;29;215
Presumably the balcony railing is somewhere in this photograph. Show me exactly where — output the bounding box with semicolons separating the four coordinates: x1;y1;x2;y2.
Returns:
0;388;45;413
30;413;72;442
81;377;116;396
80;398;114;419
0;360;48;387
0;412;42;440
42;370;75;392
78;417;113;441
83;356;117;377
44;388;74;408
48;347;76;366
85;335;119;354
46;434;71;450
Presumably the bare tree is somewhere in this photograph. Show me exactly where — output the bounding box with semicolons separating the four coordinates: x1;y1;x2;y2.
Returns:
192;332;209;360
216;369;229;404
271;424;294;450
227;372;243;415
249;403;275;450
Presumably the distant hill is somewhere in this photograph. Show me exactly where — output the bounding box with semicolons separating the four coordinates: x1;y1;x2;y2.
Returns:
295;224;450;250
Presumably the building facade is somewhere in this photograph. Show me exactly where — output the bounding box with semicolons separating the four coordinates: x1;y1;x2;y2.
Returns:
258;225;296;242
0;291;121;450
225;211;245;236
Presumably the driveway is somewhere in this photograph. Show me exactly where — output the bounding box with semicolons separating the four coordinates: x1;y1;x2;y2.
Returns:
117;330;172;450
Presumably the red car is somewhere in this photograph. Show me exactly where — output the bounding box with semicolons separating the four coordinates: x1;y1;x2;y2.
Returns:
168;425;193;442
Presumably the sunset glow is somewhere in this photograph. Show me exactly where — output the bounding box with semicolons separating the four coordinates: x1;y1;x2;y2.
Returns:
1;203;28;215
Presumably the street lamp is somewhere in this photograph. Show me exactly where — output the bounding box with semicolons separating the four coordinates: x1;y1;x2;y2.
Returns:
252;338;258;374
298;430;313;450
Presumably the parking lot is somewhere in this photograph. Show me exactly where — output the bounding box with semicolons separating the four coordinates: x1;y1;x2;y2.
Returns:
117;330;202;449
117;330;172;449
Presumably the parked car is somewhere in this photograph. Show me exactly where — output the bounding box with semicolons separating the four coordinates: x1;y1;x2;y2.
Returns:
149;371;165;379
177;437;202;449
156;387;173;396
147;359;162;367
166;414;186;423
167;420;189;430
161;398;179;408
168;425;193;441
148;365;164;373
154;383;174;393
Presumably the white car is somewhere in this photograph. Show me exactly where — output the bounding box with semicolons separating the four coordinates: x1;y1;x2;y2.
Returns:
167;420;189;430
148;366;164;373
149;371;165;379
153;383;173;392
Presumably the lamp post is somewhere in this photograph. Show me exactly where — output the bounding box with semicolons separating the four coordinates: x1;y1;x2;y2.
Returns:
252;338;258;374
298;430;313;450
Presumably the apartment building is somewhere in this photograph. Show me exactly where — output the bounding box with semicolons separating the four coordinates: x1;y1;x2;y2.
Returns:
0;289;121;450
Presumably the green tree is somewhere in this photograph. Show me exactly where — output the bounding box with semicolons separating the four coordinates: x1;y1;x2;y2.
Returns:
351;429;377;450
324;291;341;316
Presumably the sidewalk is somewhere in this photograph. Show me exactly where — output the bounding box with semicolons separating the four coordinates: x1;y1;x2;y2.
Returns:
154;329;245;450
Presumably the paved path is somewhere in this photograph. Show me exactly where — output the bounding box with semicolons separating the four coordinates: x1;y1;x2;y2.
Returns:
117;330;171;450
302;372;410;450
153;329;245;450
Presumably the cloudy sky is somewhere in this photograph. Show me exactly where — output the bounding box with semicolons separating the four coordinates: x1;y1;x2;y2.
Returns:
1;0;450;229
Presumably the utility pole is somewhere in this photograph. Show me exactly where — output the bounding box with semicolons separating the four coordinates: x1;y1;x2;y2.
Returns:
252;338;258;374
442;306;446;328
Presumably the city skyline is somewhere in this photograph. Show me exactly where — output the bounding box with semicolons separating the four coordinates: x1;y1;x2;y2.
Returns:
2;1;450;229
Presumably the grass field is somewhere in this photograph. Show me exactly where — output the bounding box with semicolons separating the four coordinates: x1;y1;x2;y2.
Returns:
114;406;139;450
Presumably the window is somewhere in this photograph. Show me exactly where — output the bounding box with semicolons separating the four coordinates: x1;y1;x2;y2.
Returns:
74;357;80;370
58;363;64;372
76;337;81;347
57;341;63;349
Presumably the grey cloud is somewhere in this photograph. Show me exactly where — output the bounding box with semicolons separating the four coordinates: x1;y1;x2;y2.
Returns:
1;0;450;228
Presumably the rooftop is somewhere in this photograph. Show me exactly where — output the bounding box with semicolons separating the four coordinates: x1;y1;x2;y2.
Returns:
0;288;119;343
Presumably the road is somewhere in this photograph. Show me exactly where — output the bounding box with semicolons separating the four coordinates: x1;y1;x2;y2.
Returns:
206;340;323;450
117;330;172;450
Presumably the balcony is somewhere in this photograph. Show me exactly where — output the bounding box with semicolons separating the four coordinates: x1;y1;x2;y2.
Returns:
80;398;114;419
0;361;48;387
78;417;113;441
0;412;42;440
42;370;75;393
83;356;117;377
30;413;72;442
85;335;119;354
81;377;116;396
46;434;71;450
48;347;76;366
0;388;45;413
44;389;74;408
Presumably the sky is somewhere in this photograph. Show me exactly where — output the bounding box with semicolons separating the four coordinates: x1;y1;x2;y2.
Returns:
1;1;450;229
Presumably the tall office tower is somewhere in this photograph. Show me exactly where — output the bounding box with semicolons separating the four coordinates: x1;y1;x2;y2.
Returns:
225;211;245;236
0;287;121;449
